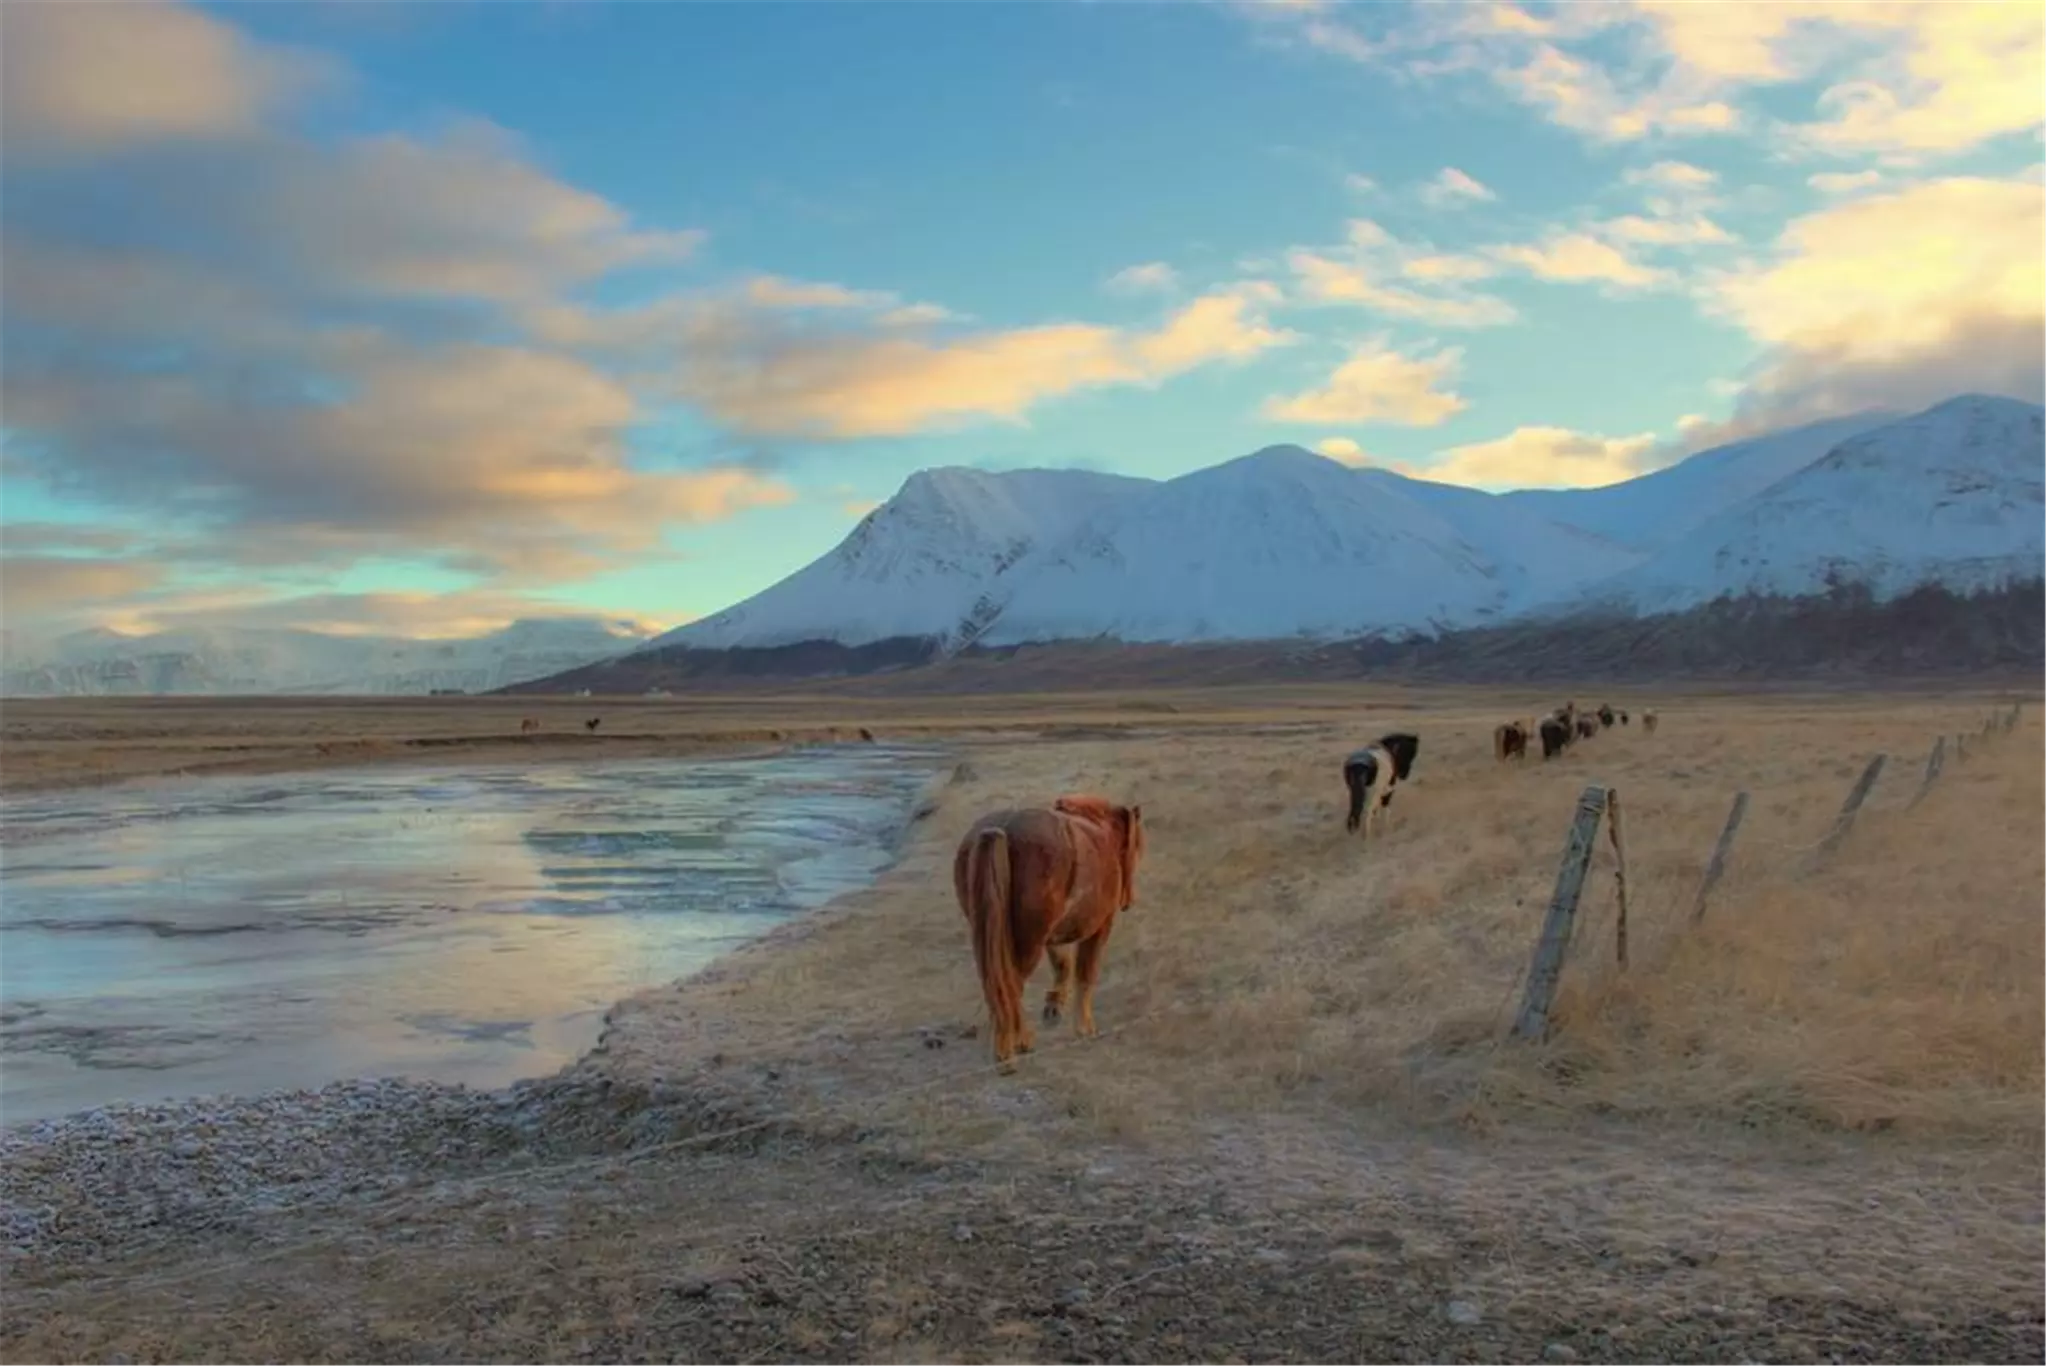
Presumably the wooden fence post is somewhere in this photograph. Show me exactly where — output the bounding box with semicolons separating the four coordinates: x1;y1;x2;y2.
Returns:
1689;790;1750;922
1905;735;1946;811
1810;753;1887;864
1606;787;1631;969
1512;785;1609;1041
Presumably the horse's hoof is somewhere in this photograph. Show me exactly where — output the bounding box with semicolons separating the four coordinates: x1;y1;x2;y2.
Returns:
1042;1001;1063;1023
996;1056;1017;1075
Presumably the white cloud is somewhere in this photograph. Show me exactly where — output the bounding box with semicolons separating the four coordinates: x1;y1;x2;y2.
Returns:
1807;169;1884;195
1624;160;1720;192
1105;261;1181;294
1705;173;2045;426
1419;166;1498;207
1234;0;2044;161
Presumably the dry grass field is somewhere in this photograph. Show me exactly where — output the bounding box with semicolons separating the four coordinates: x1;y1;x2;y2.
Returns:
4;685;2042;1363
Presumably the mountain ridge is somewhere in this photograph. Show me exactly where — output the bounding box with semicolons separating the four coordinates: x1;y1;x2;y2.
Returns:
640;392;2044;666
1;616;657;698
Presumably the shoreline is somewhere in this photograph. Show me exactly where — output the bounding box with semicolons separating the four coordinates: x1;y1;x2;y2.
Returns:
0;741;960;1147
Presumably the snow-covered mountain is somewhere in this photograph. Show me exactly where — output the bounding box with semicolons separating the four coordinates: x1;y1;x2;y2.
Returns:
1;617;655;697
1499;411;1898;552
652;465;1153;651
1589;394;2045;614
631;393;2045;659
977;447;1638;644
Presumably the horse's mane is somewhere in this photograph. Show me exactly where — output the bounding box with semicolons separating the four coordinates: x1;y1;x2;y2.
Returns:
1376;732;1421;782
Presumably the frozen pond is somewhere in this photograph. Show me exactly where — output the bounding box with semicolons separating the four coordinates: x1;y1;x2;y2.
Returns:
0;744;946;1126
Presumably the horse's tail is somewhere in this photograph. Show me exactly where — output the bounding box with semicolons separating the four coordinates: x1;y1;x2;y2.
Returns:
1344;763;1367;833
964;827;1020;1040
1492;725;1508;762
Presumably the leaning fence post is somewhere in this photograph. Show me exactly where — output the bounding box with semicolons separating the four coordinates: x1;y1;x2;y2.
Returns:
1689;790;1750;922
1606;787;1631;968
1905;735;1946;811
1810;753;1888;864
1512;785;1609;1041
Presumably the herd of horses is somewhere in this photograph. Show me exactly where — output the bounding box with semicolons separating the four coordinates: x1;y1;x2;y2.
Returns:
518;717;604;733
951;700;1659;1071
1493;700;1657;763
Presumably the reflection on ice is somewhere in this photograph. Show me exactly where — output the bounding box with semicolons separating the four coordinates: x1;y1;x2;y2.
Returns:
0;743;945;1125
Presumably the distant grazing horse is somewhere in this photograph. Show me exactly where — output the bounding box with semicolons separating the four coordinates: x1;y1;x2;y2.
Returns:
1343;732;1421;839
1596;704;1616;729
585;717;601;733
1538;715;1572;760
1642;710;1659;735
1493;721;1528;762
953;794;1147;1071
1620;710;1630;726
1575;715;1599;741
520;717;539;735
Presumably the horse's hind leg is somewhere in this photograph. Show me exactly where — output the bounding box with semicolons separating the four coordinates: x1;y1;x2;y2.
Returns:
1043;943;1075;1023
1073;925;1115;1039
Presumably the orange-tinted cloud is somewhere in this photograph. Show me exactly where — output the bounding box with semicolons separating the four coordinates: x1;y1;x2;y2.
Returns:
1262;341;1466;427
1284;218;1518;327
0;556;164;619
0;0;339;160
670;285;1296;439
1489;232;1670;288
1406;425;1661;489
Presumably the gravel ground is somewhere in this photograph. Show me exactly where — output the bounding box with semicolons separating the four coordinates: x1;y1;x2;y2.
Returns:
5;1067;2042;1364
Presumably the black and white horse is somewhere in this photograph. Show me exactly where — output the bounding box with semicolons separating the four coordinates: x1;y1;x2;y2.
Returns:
1343;732;1421;837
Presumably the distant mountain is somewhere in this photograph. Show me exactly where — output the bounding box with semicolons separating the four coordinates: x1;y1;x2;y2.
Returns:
0;617;654;697
652;465;1153;652
976;446;1638;645
604;394;2043;680
1499;411;1898;552
1589;394;2044;614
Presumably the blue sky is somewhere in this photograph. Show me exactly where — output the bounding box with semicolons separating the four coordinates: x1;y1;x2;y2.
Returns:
2;0;2039;643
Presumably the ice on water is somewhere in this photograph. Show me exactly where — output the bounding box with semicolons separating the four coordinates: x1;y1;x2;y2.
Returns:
0;743;944;1125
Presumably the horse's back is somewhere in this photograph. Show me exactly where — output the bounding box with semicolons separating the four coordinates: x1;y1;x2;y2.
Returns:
954;806;1079;911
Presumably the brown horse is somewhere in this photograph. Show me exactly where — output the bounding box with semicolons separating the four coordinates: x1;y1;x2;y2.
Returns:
1493;721;1528;762
952;794;1146;1072
520;717;540;735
